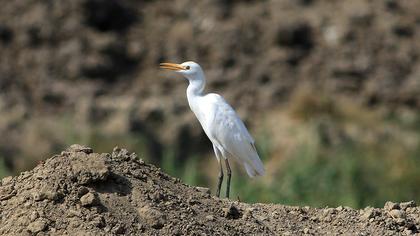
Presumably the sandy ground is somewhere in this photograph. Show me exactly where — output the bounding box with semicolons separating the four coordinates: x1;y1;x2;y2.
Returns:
0;145;418;235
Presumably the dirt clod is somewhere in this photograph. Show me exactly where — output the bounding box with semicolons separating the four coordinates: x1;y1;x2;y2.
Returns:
384;201;400;211
27;218;48;233
138;206;166;229
80;192;99;207
223;204;241;219
389;209;406;219
400;201;416;210
67;144;93;154
205;215;215;221
196;186;211;195
360;207;377;220
0;145;419;235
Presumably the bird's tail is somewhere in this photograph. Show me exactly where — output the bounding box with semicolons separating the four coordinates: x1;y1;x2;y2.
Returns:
243;154;265;178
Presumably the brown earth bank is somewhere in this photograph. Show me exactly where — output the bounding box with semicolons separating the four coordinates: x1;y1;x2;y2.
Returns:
0;145;418;235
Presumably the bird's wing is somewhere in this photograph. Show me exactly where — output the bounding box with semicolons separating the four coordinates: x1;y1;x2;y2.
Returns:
207;94;265;177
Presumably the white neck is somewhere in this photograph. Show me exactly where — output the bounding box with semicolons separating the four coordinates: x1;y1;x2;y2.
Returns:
186;76;206;100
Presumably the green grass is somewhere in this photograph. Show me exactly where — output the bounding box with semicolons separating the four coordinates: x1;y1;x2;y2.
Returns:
0;157;11;179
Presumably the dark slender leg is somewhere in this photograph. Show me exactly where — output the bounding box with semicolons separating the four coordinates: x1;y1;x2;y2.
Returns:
225;159;232;198
216;160;224;197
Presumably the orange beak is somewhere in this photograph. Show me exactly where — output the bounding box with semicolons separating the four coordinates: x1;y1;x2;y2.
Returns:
159;62;186;71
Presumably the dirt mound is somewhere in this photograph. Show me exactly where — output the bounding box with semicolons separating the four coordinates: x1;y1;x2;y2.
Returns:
0;145;418;235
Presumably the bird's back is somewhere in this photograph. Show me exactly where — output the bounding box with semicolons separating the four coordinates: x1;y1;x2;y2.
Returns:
198;93;265;177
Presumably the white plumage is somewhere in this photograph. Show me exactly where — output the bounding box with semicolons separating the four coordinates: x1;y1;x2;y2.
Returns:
160;61;265;198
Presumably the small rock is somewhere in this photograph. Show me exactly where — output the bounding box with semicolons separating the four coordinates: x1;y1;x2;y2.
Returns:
242;208;255;219
1;176;13;185
112;147;130;160
403;228;413;235
400;201;416;210
67;144;93;154
323;208;336;215
323;216;332;222
138;206;166;229
44;191;59;201
384;201;400;211
32;192;47;201
68;208;82;217
27;219;47;233
80;192;99;207
205;215;214;221
336;206;344;211
77;187;89;197
303;228;310;234
196;186;211;195
32;190;59;202
30;211;39;221
71;153;110;184
112;146;121;153
395;218;405;226
361;207;376;220
389;209;406;219
223;204;241;219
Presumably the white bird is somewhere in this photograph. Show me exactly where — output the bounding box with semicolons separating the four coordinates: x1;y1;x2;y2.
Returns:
160;61;265;198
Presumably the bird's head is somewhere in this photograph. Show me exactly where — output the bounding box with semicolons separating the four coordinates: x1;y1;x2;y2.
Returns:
160;61;204;81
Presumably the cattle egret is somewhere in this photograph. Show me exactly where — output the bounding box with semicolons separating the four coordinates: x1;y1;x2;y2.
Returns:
160;61;265;198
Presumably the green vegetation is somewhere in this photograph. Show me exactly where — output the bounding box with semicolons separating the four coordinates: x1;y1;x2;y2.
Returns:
0;157;10;179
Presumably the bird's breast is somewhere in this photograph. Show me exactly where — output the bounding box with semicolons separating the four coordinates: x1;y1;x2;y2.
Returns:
188;98;215;136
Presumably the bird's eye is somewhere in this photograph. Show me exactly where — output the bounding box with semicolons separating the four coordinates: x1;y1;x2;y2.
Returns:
185;66;190;70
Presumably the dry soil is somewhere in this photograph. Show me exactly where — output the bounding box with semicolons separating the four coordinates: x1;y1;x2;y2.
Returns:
0;145;419;235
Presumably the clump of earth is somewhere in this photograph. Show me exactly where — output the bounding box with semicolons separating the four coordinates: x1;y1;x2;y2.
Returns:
0;145;418;235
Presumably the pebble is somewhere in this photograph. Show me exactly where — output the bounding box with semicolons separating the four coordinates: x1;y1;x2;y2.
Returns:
77;187;89;197
27;219;47;233
80;192;99;207
403;229;414;235
400;201;416;210
361;207;376;220
138;206;166;229
196;186;211;195
242;208;255;219
389;209;406;219
205;215;215;221
384;201;400;211
1;176;13;185
67;144;93;154
30;211;39;221
33;190;59;201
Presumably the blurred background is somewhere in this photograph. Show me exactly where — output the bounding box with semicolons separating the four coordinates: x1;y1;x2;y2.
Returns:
0;0;419;208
